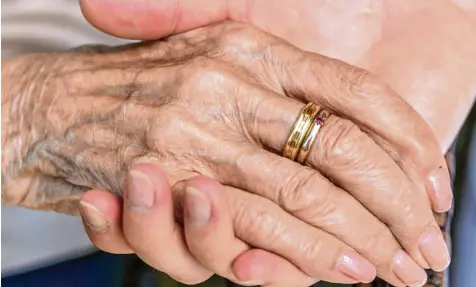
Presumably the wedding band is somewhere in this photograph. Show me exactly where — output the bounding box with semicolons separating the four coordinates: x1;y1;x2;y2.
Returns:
296;109;331;164
283;103;320;160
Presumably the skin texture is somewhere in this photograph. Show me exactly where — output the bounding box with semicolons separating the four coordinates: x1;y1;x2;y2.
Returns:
76;0;476;285
80;0;476;151
2;22;454;286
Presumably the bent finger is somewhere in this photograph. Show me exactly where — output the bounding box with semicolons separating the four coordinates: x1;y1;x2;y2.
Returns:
227;187;377;284
182;175;315;286
215;83;428;284
182;176;252;284
122;163;212;285
273;51;452;212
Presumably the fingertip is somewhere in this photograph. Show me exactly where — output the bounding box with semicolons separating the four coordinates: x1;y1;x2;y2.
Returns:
130;163;171;196
186;176;225;196
81;190;122;221
427;167;453;213
233;249;318;286
184;186;212;228
183;177;227;232
232;249;277;282
79;191;133;254
185;176;229;221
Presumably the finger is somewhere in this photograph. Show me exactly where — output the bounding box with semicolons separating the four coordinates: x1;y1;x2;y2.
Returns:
305;114;449;271
233;249;323;287
224;82;440;278
80;190;133;254
218;141;429;286
79;0;228;40
221;31;451;212
225;186;377;284
181;176;320;287
238;62;451;271
122;163;212;285
182;176;253;284
271;49;452;212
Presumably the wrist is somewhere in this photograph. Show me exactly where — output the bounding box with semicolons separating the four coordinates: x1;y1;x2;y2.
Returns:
1;53;89;212
2;54;58;171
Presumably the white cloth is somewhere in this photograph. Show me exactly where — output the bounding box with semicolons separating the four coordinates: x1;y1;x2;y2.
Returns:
2;0;130;277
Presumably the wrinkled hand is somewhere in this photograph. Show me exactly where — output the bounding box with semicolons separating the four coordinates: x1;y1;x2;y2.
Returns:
80;0;476;151
2;22;450;286
76;1;476;285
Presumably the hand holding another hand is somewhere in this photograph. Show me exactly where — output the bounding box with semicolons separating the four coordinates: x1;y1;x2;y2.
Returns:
3;22;452;287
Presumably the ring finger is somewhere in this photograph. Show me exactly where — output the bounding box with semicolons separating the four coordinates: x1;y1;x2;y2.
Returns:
208;83;435;284
236;83;447;272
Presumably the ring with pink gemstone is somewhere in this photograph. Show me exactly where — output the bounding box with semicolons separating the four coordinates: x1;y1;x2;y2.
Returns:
296;109;331;164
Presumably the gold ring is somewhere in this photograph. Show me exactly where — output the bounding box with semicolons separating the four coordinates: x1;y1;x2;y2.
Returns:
296;109;331;164
283;103;320;160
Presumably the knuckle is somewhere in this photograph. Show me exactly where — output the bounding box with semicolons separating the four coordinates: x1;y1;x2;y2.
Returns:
336;63;385;101
319;116;367;167
278;170;337;222
183;57;236;92
232;198;282;244
361;226;396;266
218;22;268;53
384;198;436;246
334;63;440;171
390;206;432;242
304;239;344;278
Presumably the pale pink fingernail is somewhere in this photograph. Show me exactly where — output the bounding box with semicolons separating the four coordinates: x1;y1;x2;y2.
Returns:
185;187;211;227
79;201;109;233
336;251;376;283
428;167;453;212
419;228;451;272
393;250;428;287
126;169;155;212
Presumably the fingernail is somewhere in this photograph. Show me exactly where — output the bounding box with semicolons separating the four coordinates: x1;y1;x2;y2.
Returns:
185;187;211;227
419;228;451;272
126;169;155;212
393;250;428;287
79;201;109;233
241;281;263;286
336;251;376;283
428;167;453;212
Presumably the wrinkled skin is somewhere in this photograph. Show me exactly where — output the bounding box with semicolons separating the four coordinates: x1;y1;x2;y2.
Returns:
81;0;476;150
2;22;454;286
77;0;476;286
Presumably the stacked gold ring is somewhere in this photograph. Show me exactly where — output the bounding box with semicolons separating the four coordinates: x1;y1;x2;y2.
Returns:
296;109;330;164
283;103;330;164
282;103;320;161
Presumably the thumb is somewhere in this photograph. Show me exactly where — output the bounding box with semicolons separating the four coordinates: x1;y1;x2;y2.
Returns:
79;0;230;40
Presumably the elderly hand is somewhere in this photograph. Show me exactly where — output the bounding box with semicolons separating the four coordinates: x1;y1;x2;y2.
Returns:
3;22;450;286
80;0;476;151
